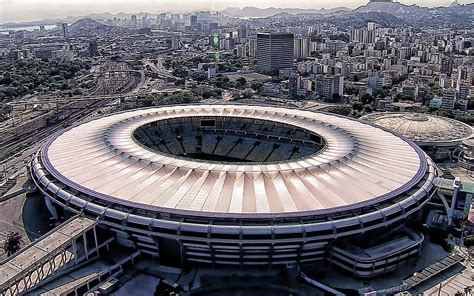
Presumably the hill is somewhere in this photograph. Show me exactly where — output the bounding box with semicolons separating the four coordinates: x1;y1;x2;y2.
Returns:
221;6;350;18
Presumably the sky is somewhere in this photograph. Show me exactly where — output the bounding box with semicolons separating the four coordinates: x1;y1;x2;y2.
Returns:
0;0;472;23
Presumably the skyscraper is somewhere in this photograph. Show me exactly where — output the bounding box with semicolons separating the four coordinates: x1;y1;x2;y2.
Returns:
61;23;68;39
256;32;294;74
88;41;99;57
190;15;198;29
131;15;138;27
294;37;311;60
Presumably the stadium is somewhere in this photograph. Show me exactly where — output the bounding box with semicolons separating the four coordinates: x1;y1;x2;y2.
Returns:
30;104;438;275
361;112;473;161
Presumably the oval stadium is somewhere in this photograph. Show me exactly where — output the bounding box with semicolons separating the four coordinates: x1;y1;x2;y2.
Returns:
30;104;438;272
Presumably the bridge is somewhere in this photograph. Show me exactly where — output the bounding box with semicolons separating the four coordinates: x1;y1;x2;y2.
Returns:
0;215;113;296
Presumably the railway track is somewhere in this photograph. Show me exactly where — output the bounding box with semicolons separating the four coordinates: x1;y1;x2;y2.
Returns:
0;98;114;160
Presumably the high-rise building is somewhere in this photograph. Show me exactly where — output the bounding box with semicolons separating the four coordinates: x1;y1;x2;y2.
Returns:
238;26;248;39
439;73;449;88
294;37;311;59
440;57;454;74
61;23;68;39
88;41;99;57
458;65;470;81
256;32;294;74
350;27;375;44
367;22;377;31
190;15;198;29
131;15;138;27
333;75;345;97
141;15;148;28
457;82;470;101
235;44;246;58
171;37;181;50
368;75;385;91
441;88;456;110
315;75;344;99
289;73;301;98
247;39;257;57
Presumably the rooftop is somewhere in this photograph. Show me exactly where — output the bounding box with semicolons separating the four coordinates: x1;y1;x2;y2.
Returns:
361;112;472;145
41;105;427;217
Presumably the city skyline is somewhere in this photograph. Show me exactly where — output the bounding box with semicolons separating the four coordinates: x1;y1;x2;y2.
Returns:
1;0;474;23
0;0;473;293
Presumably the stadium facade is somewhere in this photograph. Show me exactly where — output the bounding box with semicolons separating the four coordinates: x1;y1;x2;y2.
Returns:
30;105;438;276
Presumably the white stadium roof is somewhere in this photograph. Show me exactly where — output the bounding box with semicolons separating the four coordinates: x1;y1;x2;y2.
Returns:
41;105;428;217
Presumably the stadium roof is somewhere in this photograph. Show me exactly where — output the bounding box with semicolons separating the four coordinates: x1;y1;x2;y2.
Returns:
41;105;427;217
360;112;472;146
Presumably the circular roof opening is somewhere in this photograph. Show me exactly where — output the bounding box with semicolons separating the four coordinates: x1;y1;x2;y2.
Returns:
133;116;326;164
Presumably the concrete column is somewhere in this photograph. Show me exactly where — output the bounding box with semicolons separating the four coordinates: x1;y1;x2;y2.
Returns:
83;233;89;260
93;227;99;256
72;239;78;265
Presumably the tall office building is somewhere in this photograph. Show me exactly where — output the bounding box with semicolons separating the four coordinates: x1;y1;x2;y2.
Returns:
256;32;294;74
61;23;68;39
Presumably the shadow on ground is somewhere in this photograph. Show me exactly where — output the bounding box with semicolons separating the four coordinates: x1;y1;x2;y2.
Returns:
22;193;54;241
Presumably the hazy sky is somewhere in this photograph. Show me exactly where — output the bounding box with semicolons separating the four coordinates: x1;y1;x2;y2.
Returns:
1;0;472;23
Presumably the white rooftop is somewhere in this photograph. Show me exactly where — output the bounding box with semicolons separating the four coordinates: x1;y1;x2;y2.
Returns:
42;105;425;216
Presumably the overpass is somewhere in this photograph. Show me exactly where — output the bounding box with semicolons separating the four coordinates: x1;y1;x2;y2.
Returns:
0;216;113;296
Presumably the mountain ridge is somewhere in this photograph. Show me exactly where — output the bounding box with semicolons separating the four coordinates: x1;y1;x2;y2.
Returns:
220;6;350;18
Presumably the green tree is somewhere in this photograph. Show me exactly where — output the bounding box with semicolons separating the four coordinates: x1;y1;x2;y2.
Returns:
175;78;185;86
250;81;263;91
352;102;364;112
192;72;207;82
2;231;22;257
236;77;247;88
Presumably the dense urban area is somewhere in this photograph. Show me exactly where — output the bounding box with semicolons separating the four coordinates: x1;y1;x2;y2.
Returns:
0;0;473;295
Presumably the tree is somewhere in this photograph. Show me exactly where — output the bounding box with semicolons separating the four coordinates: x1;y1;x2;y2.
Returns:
361;94;375;105
242;90;253;99
2;231;22;257
231;91;241;100
236;77;247;88
172;67;188;78
175;78;185;86
192;72;207;82
250;81;263;92
352;102;364;112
